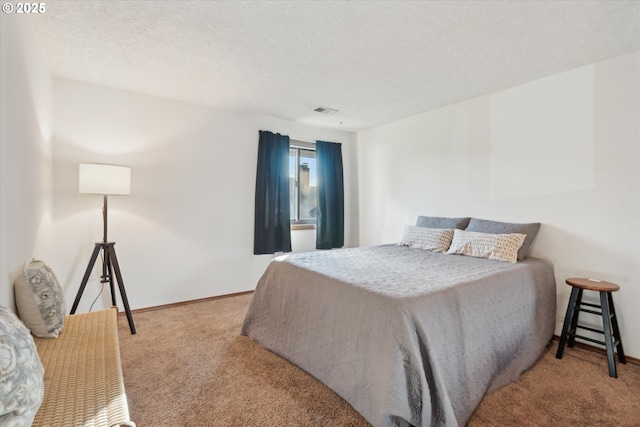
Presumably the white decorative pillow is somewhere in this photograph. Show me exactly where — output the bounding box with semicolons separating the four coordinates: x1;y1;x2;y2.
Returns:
446;229;526;263
0;305;45;426
399;225;454;253
14;259;66;338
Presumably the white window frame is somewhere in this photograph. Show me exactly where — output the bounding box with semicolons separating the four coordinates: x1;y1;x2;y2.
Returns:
290;139;316;229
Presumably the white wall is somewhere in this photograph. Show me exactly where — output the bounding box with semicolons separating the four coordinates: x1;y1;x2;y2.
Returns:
356;52;640;358
0;16;53;311
52;78;357;312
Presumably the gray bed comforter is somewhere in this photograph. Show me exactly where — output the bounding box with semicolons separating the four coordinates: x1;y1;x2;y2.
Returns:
241;245;556;426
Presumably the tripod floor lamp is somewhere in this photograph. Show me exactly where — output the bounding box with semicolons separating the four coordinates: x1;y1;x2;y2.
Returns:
71;163;136;334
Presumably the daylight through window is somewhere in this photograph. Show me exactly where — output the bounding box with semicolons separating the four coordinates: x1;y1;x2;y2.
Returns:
289;141;317;225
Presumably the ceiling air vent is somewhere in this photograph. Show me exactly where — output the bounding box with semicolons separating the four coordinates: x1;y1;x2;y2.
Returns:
313;106;339;115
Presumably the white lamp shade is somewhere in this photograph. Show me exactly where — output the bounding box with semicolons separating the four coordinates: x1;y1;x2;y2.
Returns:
79;164;131;195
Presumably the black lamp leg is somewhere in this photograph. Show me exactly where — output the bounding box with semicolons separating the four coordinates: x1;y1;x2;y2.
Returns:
104;246;117;307
107;243;136;334
70;241;136;335
70;244;102;314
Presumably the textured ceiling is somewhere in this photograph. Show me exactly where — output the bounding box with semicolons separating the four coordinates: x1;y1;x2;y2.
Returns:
30;1;640;131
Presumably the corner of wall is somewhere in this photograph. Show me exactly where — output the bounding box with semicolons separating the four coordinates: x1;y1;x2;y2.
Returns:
0;15;53;310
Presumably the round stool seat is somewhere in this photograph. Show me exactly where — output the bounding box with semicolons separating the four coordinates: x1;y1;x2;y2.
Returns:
566;277;619;292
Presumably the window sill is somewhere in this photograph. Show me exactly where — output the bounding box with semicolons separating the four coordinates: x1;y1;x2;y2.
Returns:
291;224;316;231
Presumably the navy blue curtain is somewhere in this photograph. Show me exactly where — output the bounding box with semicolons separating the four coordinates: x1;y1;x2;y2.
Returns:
254;131;292;254
316;140;344;249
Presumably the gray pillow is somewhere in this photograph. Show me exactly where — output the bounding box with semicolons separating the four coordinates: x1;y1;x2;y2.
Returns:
465;218;541;260
416;216;470;230
0;306;44;427
14;259;66;338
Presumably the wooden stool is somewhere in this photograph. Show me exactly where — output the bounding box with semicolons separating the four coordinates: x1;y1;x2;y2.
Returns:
556;278;626;377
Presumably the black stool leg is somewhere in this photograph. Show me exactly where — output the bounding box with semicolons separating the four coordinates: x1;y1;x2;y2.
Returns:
556;287;580;359
606;292;626;364
567;288;583;348
600;291;617;378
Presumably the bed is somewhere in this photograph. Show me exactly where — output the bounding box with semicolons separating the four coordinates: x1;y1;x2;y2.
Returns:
241;240;556;426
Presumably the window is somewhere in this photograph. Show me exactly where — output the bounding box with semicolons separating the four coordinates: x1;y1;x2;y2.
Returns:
289;140;317;227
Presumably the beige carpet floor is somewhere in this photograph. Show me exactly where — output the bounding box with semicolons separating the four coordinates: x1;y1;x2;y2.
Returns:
118;293;640;426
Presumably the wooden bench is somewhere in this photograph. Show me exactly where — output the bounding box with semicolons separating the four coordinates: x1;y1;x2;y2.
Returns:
32;307;135;427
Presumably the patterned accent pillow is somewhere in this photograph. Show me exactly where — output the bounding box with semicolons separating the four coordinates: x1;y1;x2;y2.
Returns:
446;229;526;263
465;218;540;260
14;259;66;338
399;225;454;253
0;306;45;426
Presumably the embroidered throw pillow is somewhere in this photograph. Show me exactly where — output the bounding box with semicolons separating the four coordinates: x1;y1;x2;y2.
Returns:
465;218;540;260
0;306;45;427
446;229;526;263
399;225;454;253
14;259;66;338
